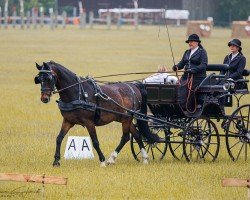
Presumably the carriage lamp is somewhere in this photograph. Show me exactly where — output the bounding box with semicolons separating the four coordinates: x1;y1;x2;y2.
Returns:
223;79;235;91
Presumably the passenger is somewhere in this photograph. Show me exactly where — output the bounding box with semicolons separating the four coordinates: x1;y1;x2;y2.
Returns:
172;34;208;112
143;65;178;84
221;39;246;80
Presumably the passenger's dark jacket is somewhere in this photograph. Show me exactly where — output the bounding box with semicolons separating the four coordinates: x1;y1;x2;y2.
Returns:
177;46;208;79
222;53;246;80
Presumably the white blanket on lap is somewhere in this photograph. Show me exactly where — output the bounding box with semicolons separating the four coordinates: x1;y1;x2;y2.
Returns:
143;73;178;84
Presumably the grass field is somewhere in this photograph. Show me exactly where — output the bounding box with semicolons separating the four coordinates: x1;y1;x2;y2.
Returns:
0;25;249;199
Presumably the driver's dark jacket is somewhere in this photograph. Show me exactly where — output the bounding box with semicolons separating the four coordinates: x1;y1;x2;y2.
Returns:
221;53;246;80
177;47;208;79
177;46;208;110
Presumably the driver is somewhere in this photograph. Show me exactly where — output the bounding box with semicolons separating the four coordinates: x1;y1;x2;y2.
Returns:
173;34;208;112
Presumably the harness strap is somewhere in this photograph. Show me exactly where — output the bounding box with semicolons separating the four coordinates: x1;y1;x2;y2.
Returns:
87;77;102;124
122;82;138;111
77;76;88;102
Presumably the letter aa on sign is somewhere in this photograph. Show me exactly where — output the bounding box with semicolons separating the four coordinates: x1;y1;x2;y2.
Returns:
64;136;94;159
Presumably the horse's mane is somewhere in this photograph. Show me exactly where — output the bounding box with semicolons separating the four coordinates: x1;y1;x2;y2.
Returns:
47;61;76;78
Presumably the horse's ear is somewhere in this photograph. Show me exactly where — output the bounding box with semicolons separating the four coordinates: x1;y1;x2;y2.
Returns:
36;62;42;70
43;62;50;70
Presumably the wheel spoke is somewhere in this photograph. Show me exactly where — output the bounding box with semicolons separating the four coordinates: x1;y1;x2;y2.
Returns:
200;146;205;158
204;129;215;135
203;142;218;145
247;106;250;130
236;143;244;160
245;142;248;161
196;150;200;160
202;133;211;142
186;145;196;159
151;147;155;159
229;140;241;150
239;110;246;129
147;145;150;153
201;144;216;159
198;148;204;159
227;130;239;135
173;143;182;152
155;146;164;154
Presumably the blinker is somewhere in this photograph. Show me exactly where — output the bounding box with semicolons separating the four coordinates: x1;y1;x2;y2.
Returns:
34;75;41;84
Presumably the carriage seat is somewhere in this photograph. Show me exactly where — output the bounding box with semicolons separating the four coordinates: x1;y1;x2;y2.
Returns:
206;64;229;71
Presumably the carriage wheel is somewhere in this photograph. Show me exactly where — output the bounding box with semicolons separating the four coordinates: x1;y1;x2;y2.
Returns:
183;118;220;162
168;127;185;160
226;104;250;161
130;126;168;161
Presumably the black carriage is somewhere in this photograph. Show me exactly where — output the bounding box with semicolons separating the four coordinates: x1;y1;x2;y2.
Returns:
131;64;250;162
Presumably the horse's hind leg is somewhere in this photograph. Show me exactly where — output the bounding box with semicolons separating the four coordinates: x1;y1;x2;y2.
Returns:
53;120;73;167
86;123;106;167
130;123;149;164
107;121;131;165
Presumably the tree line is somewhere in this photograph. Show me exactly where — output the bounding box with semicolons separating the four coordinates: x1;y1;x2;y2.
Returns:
0;0;250;26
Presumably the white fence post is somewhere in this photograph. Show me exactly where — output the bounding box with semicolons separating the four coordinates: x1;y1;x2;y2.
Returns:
80;12;86;29
62;11;67;29
32;7;37;29
133;0;139;30
89;11;94;28
49;8;54;30
78;1;85;29
0;7;2;29
26;10;31;29
20;0;24;29
12;8;17;28
134;12;138;30
40;7;44;28
117;11;122;29
4;0;8;29
107;10;111;30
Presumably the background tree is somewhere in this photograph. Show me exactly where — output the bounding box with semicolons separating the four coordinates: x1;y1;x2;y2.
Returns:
215;0;250;25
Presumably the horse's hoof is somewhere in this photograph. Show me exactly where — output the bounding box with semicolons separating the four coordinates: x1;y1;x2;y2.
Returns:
107;156;116;165
142;158;149;165
100;162;106;167
106;151;117;165
53;161;60;167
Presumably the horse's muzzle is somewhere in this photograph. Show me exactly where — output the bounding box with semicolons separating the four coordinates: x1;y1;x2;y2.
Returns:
41;93;51;103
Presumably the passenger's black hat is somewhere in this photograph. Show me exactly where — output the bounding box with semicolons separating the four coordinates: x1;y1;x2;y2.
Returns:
228;38;242;50
185;34;201;43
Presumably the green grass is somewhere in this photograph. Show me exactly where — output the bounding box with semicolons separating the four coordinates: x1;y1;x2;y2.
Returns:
0;25;249;199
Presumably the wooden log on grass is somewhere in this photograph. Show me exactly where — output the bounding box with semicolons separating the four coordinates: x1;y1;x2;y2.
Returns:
222;178;250;187
222;178;250;200
0;173;67;185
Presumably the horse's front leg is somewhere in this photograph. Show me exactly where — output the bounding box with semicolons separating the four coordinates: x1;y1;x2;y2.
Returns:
53;120;73;167
86;123;106;167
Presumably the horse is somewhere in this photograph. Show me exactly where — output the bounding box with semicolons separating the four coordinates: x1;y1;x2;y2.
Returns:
34;61;159;167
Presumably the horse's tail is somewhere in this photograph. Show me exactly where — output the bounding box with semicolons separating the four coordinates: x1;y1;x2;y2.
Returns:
134;82;160;143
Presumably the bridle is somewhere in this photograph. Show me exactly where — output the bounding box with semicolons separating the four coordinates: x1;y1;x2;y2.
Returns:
35;70;57;93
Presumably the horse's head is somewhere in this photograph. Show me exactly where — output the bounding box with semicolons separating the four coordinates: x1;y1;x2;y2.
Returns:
34;62;57;103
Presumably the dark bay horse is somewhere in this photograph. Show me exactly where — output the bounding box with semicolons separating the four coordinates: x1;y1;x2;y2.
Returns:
34;61;158;167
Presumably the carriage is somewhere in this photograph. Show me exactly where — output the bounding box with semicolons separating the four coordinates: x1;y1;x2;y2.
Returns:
130;64;250;162
35;61;250;166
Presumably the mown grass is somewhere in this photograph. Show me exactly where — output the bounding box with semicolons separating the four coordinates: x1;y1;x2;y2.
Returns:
0;25;249;199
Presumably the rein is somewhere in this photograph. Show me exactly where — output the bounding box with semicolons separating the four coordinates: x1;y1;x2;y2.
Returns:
53;70;184;94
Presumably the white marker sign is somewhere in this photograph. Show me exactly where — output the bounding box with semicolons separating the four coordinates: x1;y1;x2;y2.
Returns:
64;136;94;159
